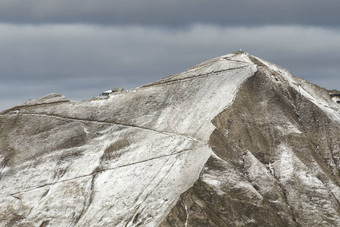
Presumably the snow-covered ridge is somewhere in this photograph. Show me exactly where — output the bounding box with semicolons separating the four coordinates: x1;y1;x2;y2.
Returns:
162;53;340;226
23;93;70;106
251;55;340;123
0;51;259;226
1;52;339;226
142;52;254;88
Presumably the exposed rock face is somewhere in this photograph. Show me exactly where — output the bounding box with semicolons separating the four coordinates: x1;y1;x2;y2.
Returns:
1;52;339;226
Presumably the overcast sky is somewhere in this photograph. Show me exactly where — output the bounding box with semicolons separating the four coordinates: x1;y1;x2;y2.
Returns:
1;0;340;111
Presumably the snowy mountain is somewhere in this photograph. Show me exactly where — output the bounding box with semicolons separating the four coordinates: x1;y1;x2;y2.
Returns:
1;52;339;226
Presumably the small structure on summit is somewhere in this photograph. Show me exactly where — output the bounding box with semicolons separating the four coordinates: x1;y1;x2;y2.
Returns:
101;90;113;96
329;92;340;104
100;88;124;96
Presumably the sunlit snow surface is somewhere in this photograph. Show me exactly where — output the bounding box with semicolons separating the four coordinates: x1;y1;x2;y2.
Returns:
1;52;340;226
0;53;257;226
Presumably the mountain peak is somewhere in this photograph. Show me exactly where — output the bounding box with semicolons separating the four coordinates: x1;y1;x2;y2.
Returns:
1;53;340;226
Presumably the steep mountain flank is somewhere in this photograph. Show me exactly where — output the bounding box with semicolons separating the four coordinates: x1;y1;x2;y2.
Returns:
1;52;339;226
161;57;340;226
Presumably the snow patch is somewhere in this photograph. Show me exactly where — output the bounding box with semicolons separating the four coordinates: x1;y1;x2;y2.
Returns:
273;144;295;182
0;166;10;175
184;203;189;227
201;176;225;196
235;181;263;200
275;121;302;135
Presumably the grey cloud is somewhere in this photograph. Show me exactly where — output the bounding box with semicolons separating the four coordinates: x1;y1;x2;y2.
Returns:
1;24;340;111
0;0;340;26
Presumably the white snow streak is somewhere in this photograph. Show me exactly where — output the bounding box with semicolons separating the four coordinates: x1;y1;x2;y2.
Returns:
184;203;189;227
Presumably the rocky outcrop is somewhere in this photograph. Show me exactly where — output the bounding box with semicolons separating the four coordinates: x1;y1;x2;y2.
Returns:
1;52;339;226
161;58;340;226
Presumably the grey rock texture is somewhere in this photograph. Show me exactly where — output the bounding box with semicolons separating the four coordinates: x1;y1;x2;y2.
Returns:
1;52;339;226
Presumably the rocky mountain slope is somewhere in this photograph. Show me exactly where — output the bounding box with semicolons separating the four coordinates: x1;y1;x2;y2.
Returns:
1;52;339;226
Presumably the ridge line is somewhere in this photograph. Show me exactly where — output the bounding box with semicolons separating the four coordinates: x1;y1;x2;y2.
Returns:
16;112;205;144
142;65;252;88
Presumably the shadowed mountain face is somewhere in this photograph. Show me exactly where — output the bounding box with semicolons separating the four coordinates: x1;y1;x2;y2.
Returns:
1;52;339;226
161;63;340;226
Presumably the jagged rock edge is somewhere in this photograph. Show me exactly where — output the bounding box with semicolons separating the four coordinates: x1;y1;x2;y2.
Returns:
158;54;340;226
156;58;261;225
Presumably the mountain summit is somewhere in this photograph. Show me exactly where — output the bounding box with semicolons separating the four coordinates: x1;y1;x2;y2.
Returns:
1;52;339;226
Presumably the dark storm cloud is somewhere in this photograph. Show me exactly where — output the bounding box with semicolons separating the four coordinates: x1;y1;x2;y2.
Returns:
1;1;340;111
0;0;340;26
